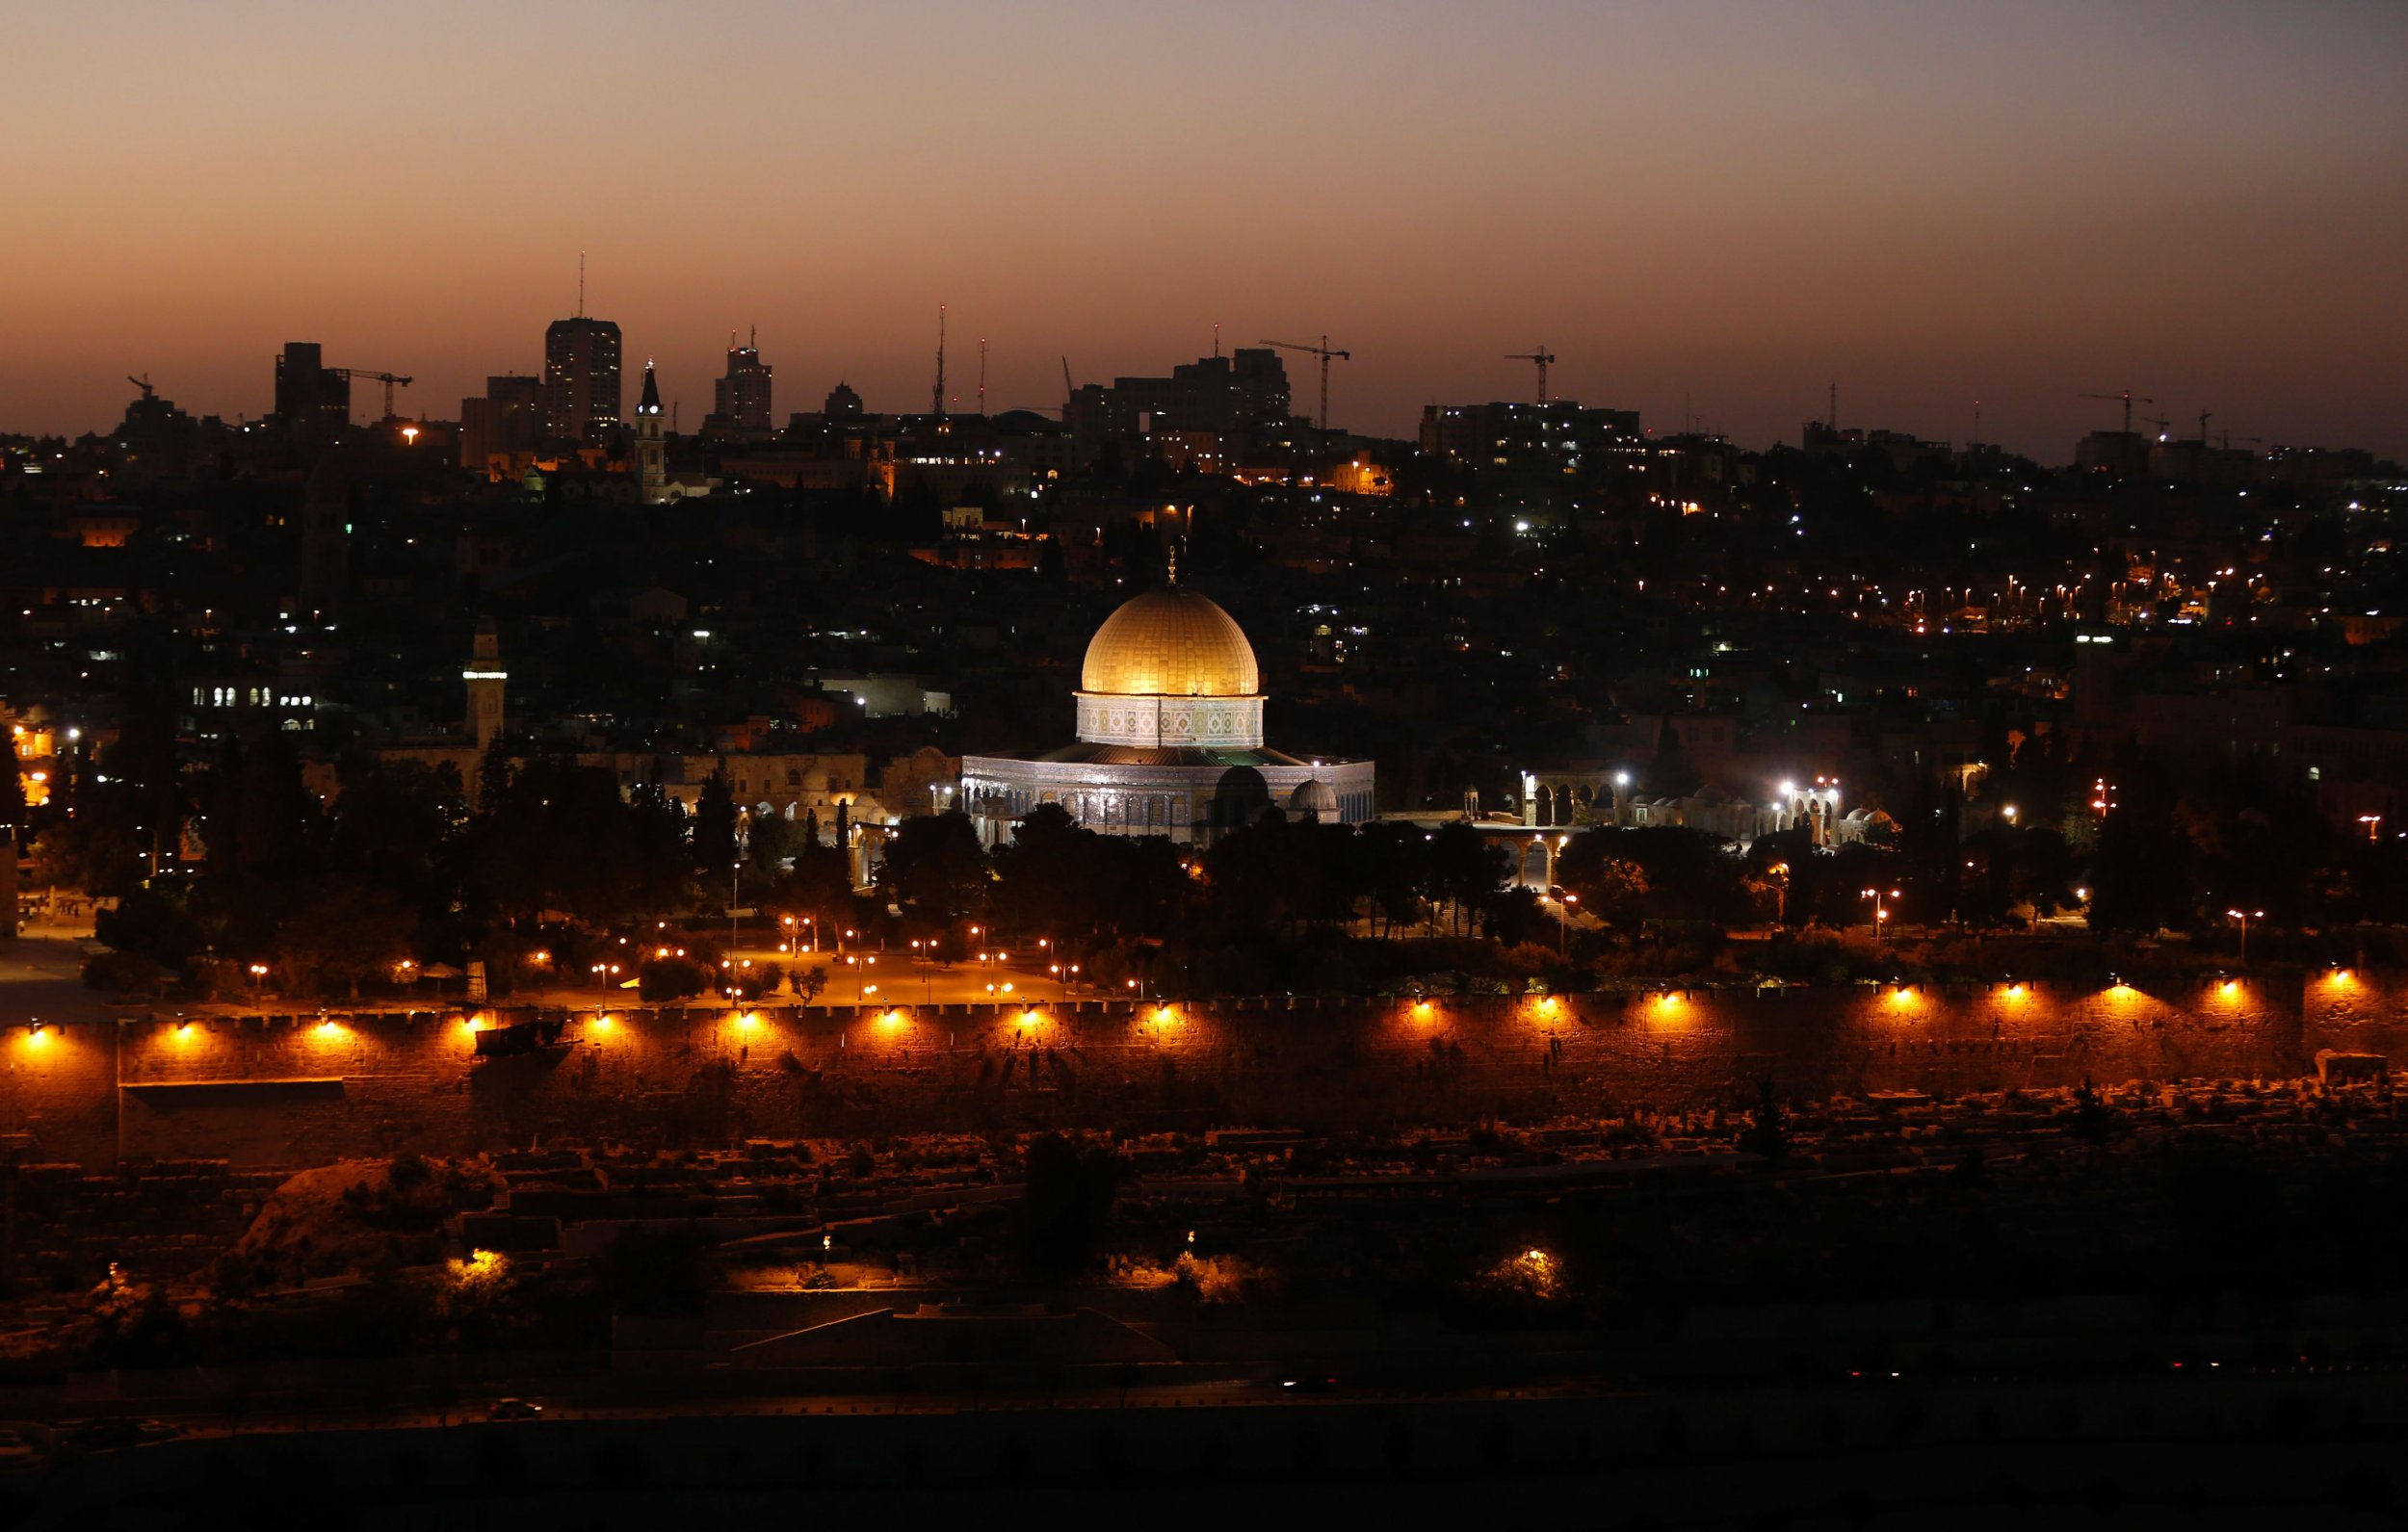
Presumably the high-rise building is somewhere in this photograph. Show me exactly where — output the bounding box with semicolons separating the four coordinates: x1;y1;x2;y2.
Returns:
115;377;222;477
458;375;543;476
1417;401;1642;474
542;317;622;442
1063;349;1292;443
634;361;667;503
713;331;773;432
275;342;351;437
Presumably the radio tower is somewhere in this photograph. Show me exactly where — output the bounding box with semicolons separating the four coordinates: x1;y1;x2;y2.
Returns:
931;304;947;417
978;336;987;416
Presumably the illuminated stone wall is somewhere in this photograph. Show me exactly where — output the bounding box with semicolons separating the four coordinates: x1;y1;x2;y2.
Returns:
2302;964;2408;1063
0;971;2365;1169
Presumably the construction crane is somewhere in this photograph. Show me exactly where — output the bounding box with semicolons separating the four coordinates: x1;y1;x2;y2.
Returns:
1260;335;1351;429
1505;345;1557;405
1061;356;1076;408
127;375;155;401
329;368;414;422
2079;390;2153;434
2137;412;2173;439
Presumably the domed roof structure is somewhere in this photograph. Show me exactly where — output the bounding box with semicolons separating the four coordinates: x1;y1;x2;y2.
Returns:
1080;589;1260;698
1289;778;1339;818
959;580;1372;847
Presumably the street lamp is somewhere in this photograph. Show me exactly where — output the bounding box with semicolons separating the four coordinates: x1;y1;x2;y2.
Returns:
1767;862;1790;927
2227;907;2264;965
1557;891;1578;956
1861;887;1900;939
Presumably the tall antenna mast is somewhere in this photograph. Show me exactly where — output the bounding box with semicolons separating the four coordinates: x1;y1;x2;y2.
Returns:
978;337;987;416
1213;322;1221;359
1973;399;1981;444
932;304;947;417
578;251;586;318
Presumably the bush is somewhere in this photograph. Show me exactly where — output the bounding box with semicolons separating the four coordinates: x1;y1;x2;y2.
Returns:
726;960;784;1001
638;955;711;1002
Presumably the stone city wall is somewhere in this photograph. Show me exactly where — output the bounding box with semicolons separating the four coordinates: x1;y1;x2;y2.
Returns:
0;969;2396;1169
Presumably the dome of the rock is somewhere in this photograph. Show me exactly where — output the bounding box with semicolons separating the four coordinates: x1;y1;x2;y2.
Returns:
1079;589;1260;698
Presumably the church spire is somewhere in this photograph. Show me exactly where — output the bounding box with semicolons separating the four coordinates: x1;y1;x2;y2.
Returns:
637;359;663;416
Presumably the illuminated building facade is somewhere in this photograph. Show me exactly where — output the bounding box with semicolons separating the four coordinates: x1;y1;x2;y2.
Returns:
713;333;773;432
634;361;667;503
543;316;623;443
1417;401;1641;475
961;585;1374;845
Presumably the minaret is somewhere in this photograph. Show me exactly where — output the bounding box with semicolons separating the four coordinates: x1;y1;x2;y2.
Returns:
463;618;507;753
634;359;667;503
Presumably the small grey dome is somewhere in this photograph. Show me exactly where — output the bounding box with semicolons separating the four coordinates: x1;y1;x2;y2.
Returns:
1289;778;1339;818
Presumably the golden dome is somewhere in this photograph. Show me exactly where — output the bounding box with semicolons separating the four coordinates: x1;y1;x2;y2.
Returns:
1080;588;1260;697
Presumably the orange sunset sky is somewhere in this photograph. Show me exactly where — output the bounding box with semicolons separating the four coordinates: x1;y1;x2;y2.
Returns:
6;1;2405;459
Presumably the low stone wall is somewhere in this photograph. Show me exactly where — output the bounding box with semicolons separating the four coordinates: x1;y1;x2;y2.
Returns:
0;967;2387;1169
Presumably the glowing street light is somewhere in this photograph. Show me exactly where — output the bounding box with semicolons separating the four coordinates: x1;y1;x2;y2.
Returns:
2226;907;2264;965
1861;887;1901;940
